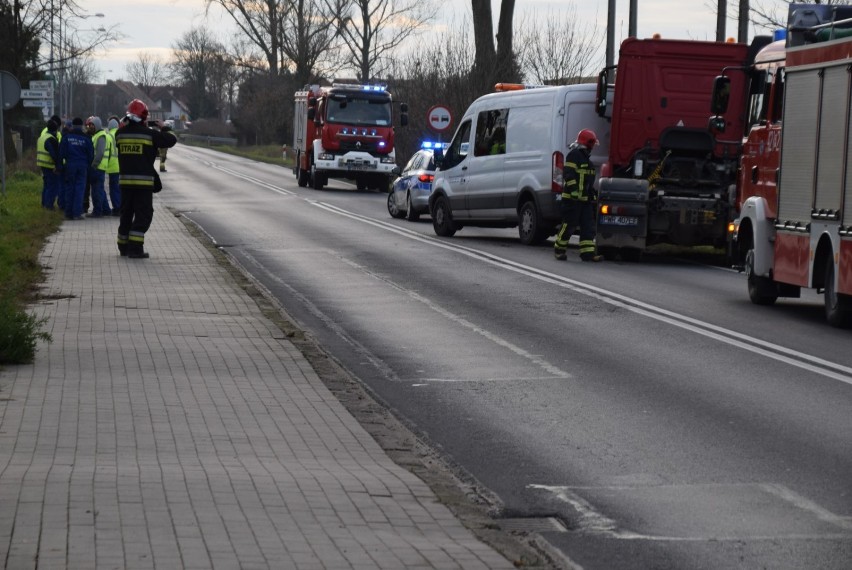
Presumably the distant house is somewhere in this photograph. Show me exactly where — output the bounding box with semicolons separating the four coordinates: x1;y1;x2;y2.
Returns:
95;80;161;121
150;87;192;124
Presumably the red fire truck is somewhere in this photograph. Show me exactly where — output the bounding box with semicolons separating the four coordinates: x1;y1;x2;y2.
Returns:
712;4;852;326
293;83;408;191
594;36;766;261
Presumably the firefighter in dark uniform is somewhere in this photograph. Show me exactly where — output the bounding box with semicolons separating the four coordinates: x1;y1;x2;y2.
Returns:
116;99;177;258
554;129;603;262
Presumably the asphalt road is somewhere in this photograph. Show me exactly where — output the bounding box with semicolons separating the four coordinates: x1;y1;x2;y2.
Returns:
161;145;852;570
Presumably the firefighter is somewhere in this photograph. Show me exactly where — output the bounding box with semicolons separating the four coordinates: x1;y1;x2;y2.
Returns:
554;129;603;262
116;99;177;259
158;121;173;172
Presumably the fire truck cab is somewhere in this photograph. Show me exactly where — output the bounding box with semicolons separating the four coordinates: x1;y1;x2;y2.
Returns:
293;83;407;191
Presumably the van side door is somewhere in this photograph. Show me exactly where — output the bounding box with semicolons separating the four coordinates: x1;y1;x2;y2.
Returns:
436;119;473;215
464;108;509;218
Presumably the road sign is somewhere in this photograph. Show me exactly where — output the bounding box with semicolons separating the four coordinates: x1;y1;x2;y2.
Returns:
30;80;53;91
1;71;21;110
427;105;453;132
21;89;50;99
23;99;51;108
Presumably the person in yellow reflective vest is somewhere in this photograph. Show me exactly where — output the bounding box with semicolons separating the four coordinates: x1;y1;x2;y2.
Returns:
554;129;603;262
86;116;112;217
106;116;121;215
37;119;62;209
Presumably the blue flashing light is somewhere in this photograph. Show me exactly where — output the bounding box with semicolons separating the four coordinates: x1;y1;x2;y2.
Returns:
774;29;787;41
421;141;449;150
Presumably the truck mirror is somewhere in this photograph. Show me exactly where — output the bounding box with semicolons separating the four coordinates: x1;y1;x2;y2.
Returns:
400;103;409;113
711;76;731;114
596;70;609;117
400;112;409;127
708;116;726;133
308;96;317;106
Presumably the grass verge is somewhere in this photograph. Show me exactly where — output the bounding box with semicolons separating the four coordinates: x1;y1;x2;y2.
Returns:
179;139;294;169
0;167;64;365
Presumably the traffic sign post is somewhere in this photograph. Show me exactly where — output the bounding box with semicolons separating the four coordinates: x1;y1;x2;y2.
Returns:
1;71;23;196
427;105;453;133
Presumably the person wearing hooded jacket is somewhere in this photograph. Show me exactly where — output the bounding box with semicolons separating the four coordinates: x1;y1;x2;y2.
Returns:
86;116;112;217
554;129;603;262
116;99;177;258
106;116;121;215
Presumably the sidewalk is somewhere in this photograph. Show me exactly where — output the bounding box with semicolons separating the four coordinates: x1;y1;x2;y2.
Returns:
0;205;517;569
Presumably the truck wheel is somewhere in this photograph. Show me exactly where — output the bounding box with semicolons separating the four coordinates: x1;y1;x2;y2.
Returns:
356;176;368;191
518;200;548;245
824;260;852;328
746;249;777;306
405;193;420;221
387;192;405;219
297;168;309;187
599;246;618;261
311;165;324;190
432;196;456;237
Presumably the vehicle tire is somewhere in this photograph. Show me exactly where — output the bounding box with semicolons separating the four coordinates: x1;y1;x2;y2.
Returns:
356;176;368;191
311;164;324;190
746;248;778;306
824;260;852;328
432;196;456;237
405;193;420;221
518;200;549;245
387;191;405;219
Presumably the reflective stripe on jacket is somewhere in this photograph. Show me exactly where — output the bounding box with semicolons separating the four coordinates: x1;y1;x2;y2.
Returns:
37;131;58;168
561;146;596;202
106;131;119;174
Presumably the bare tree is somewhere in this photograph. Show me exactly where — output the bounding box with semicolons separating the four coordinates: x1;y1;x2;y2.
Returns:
281;0;345;86
125;51;168;95
205;0;289;75
171;27;230;119
331;0;437;82
470;0;519;81
515;7;602;85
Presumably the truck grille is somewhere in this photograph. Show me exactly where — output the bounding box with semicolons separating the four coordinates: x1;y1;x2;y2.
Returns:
339;140;379;153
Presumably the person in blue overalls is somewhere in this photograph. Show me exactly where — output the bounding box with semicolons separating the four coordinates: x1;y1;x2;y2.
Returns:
59;117;94;220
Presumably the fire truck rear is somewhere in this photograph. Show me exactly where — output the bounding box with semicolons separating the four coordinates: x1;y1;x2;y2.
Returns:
293;83;408;191
594;37;762;261
712;4;852;327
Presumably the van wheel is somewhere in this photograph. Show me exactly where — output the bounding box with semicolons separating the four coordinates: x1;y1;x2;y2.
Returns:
519;200;548;245
746;249;777;306
432;196;456;237
405;193;420;221
824;260;852;328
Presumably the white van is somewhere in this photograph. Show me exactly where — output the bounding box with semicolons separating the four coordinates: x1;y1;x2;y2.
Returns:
429;83;610;245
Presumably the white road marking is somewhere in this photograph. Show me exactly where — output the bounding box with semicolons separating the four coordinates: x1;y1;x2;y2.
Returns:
182;151;852;387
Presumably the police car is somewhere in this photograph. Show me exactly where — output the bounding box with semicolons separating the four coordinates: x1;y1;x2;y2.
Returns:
387;142;445;221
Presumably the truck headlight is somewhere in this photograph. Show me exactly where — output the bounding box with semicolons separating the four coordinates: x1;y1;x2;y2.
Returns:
380;157;395;164
319;153;334;160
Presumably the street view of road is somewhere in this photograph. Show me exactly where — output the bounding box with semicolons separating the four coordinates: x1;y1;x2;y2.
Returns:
162;144;852;569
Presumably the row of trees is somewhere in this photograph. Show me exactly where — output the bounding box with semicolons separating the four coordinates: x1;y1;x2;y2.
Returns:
5;0;817;164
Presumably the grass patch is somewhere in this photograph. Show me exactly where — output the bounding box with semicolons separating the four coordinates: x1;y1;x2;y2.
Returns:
0;167;64;364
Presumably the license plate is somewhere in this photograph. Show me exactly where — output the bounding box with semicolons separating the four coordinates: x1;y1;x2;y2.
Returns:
599;215;639;226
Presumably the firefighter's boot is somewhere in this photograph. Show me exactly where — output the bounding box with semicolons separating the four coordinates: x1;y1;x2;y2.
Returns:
127;243;149;259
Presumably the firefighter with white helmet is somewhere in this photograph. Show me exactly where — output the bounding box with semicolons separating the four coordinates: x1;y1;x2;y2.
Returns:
554;129;603;262
115;99;178;259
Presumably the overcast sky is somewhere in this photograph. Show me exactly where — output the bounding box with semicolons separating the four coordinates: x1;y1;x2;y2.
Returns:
80;0;789;83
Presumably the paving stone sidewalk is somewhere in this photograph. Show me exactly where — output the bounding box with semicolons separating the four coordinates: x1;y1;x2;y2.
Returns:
0;206;513;569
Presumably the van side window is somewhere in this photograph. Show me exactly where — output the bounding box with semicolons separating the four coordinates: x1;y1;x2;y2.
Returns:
474;108;509;156
443;120;472;169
